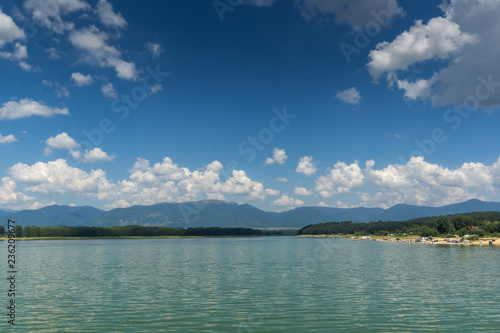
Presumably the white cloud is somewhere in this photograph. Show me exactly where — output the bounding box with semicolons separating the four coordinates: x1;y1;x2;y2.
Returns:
294;187;313;196
265;147;288;165
101;83;117;98
96;0;127;28
295;0;404;27
150;84;163;94
70;26;137;80
276;177;288;183
102;158;279;207
365;156;494;206
0;98;69;120
245;0;277;7
272;195;304;207
368;1;500;107
335;87;361;105
368;16;477;79
0;42;31;71
55;84;69;98
317;201;329;207
24;0;89;34
315;161;365;197
0;9;25;47
222;170;269;201
45;47;60;60
0;177;36;208
10;159;110;195
265;188;280;196
394;76;434;100
145;42;163;58
296;156;317;176
82;148;115;163
46;132;79;150
71;72;93;87
0;134;17;145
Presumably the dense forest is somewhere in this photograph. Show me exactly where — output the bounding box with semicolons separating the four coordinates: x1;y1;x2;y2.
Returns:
1;225;262;238
298;211;500;238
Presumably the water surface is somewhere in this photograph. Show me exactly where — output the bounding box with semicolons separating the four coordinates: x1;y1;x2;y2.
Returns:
2;237;499;332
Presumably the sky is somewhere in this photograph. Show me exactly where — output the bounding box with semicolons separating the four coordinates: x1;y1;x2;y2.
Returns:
1;0;500;212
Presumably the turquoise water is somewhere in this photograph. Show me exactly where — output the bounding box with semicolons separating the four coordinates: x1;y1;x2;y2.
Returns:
1;237;499;332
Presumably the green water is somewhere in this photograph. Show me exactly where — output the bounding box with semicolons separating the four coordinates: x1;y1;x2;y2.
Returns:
1;237;499;332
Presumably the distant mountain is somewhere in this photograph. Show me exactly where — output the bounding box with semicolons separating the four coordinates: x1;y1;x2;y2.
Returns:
0;210;16;218
371;199;500;222
274;206;385;227
9;205;105;227
4;199;500;228
90;200;277;228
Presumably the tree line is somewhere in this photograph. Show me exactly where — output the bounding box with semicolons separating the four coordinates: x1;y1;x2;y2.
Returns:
2;225;262;238
298;211;500;237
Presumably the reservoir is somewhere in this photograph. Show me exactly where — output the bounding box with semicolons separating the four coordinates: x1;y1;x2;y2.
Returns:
2;237;499;332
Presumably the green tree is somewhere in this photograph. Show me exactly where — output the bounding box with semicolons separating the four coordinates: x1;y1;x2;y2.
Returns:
15;225;23;237
434;216;454;234
452;215;474;230
24;226;31;237
419;226;438;237
0;225;5;235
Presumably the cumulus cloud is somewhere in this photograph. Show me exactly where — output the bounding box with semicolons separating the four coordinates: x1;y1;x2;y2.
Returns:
368;16;477;79
8;157;280;209
369;1;500;107
0;177;36;208
96;0;127;28
365;156;492;206
295;0;404;27
71;72;93;87
0;134;17;145
101;83;117;98
272;195;304;207
0;42;31;71
9;159;110;195
24;0;89;34
296;156;317;176
46;132;79;149
276;177;288;183
265;148;288;165
335;87;361;105
82;148;115;163
310;156;500;207
0;98;69;120
315;161;365;197
69;26;137;80
294;187;313;196
0;9;25;47
265;188;280;196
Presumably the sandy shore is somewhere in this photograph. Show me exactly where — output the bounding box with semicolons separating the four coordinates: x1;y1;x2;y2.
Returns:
299;234;500;246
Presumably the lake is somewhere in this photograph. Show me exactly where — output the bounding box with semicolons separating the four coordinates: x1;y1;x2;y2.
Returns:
2;237;499;332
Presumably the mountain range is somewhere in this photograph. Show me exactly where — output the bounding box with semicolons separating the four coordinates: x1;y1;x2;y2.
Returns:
2;199;500;228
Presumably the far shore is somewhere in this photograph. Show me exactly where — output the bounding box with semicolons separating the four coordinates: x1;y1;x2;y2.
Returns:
0;235;265;241
299;234;500;246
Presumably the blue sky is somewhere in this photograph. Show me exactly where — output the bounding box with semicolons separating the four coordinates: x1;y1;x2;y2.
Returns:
1;0;500;211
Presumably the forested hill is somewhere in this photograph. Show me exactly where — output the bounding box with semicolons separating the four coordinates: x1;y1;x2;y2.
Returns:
298;211;500;236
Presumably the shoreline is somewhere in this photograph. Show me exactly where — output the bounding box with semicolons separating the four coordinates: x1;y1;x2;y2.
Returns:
298;234;500;246
0;235;267;241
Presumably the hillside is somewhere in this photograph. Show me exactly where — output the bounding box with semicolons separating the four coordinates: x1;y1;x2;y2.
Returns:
5;199;500;228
